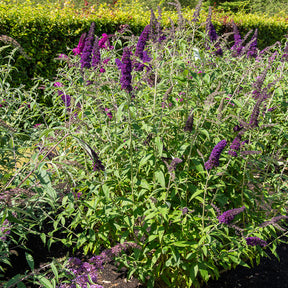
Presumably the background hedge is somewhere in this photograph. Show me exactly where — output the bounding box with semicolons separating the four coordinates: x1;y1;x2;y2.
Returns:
0;0;287;88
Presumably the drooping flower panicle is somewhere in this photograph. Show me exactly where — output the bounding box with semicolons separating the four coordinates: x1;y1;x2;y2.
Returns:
204;140;227;170
246;237;267;247
218;206;245;224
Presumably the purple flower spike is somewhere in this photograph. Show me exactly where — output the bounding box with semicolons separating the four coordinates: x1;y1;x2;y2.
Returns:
249;97;263;128
218;206;245;224
0;219;11;241
115;58;122;70
168;158;182;173
134;25;150;71
247;29;258;58
231;22;243;57
246;237;267;247
58;91;71;108
92;36;101;68
80;22;96;69
206;18;223;56
205;140;227;170
73;33;87;56
135;25;150;60
120;47;133;93
228;134;241;157
208;21;218;43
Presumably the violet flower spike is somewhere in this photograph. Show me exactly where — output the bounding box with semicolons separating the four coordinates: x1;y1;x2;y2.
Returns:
192;0;203;23
249;96;263;128
80;22;96;69
206;18;223;56
168;158;182;173
91;36;101;68
204;140;227;170
115;58;122;70
135;25;150;60
245;237;267;247
218;206;245;224
228;134;241;157
231;22;243;56
260;215;288;228
134;25;151;71
247;29;258;58
120;47;133;93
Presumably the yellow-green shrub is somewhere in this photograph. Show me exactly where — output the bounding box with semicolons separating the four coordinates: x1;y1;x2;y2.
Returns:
0;0;287;88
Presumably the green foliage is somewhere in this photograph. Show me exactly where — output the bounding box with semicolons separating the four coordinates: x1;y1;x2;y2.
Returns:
1;2;288;287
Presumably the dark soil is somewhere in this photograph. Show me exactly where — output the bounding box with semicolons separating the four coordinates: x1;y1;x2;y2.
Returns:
205;242;288;288
96;242;288;288
3;236;288;288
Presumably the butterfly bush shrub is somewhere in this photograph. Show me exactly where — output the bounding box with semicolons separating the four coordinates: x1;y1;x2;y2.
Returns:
1;2;288;288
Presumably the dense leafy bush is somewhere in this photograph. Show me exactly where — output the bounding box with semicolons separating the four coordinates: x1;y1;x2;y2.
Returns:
1;1;288;287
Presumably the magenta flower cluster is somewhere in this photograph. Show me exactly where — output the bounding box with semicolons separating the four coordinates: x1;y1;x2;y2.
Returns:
98;33;112;49
73;33;87;56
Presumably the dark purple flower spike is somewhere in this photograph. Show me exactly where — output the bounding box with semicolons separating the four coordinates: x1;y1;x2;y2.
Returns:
80;22;96;69
120;47;133;93
218;206;245;224
205;140;227;170
246;237;267;247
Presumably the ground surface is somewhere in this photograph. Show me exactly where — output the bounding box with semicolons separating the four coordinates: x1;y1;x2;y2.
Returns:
95;242;288;288
3;233;288;287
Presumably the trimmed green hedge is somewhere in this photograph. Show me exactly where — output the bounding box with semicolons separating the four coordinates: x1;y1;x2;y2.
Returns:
0;0;287;88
